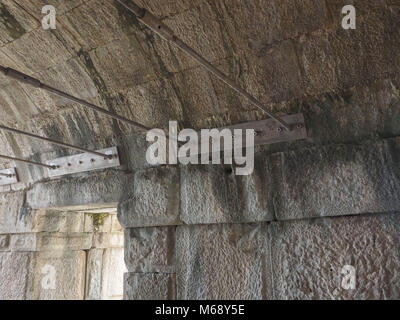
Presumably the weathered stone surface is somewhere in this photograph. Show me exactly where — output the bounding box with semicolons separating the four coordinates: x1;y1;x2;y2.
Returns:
0;0;39;46
9;232;93;252
111;215;123;233
32;250;86;300
101;248;126;300
181;157;277;224
274;138;400;220
0;234;10;251
0;0;399;302
10;233;38;252
85;249;104;300
13;0;83;19
0;191;30;234
125;226;175;273
85;248;126;300
92;232;123;248
27;171;133;210
64;212;85;233
124;273;176;300
176;223;269;299
118;166;181;228
0;252;35;300
38;232;93;252
270;213;400;299
32;210;69;233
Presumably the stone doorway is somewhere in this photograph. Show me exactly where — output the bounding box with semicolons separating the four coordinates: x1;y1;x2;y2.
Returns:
0;206;126;300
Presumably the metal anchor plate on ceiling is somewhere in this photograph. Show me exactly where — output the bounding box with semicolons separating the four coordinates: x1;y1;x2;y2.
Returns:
181;113;308;156
46;147;120;178
0;168;18;186
228;113;307;146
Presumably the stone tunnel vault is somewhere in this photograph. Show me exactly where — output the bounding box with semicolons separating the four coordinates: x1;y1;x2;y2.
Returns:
1;0;400;300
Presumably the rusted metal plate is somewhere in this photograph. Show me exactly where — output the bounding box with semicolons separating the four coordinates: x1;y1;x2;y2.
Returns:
46;147;120;178
0;168;18;186
179;113;307;157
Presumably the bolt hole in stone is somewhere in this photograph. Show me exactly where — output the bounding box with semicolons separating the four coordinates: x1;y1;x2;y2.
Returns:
225;167;233;174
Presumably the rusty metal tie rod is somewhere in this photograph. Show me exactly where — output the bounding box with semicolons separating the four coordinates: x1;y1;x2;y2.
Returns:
0;124;112;159
0;154;57;170
115;0;292;131
0;66;152;133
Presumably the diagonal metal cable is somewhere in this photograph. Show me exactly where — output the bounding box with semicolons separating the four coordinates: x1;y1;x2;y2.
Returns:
0;154;57;170
0;66;152;132
0;124;112;159
115;0;293;131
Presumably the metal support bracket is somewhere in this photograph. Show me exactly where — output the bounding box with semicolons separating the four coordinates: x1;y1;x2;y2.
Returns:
226;112;307;147
178;113;307;158
0;168;18;186
46;147;120;178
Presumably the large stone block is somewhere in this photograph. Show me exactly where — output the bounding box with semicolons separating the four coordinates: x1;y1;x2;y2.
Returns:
32;250;86;300
41;232;93;252
13;0;83;18
176;223;270;300
59;0;133;51
10;232;94;252
0;252;35;300
292;79;400;145
148;0;231;74
211;0;329;58
92;232;123;249
32;210;69;233
125;226;175;273
111;215;123;233
27;171;132;210
85;249;104;300
0;0;38;45
86;248;126;300
2;27;74;74
0;191;30;234
180;153;278;225
326;3;393;89
270;213;400;299
274;139;400;220
118;166;181;228
124;273;176;300
101;248;126;300
10;233;38;252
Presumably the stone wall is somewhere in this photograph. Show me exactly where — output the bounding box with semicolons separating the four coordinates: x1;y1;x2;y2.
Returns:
0;204;125;300
119;161;400;300
0;0;399;300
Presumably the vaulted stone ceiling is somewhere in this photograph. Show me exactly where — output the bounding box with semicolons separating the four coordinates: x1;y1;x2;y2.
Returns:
0;0;399;182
